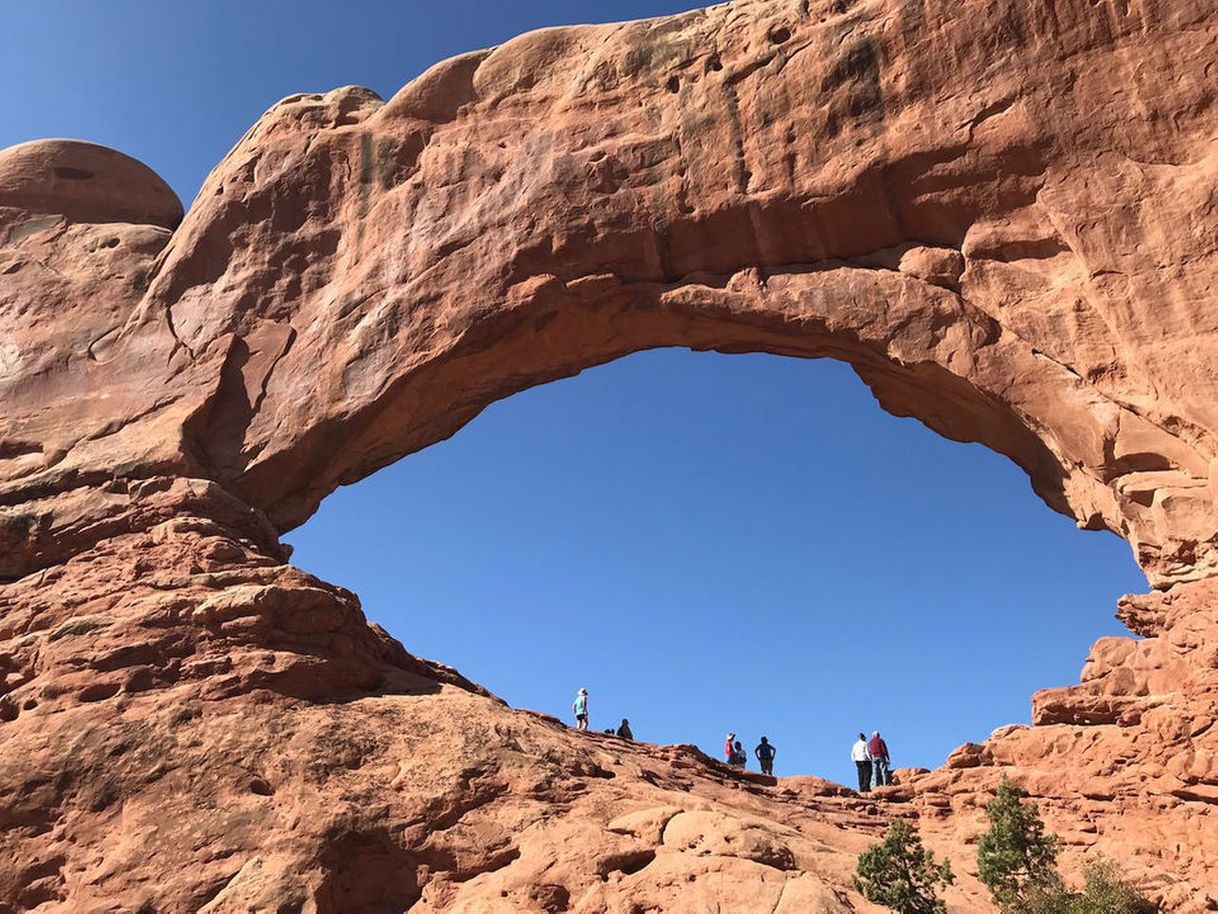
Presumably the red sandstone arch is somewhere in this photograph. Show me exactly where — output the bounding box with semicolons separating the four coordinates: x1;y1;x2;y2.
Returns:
3;0;1215;590
2;0;1217;908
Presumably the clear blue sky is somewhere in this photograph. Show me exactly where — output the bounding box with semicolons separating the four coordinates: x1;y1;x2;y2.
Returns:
4;2;1147;783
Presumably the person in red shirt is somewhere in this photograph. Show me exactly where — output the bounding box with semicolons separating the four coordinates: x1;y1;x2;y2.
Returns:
724;732;736;764
868;731;891;786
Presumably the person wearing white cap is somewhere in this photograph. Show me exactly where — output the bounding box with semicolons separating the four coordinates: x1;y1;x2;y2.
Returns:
573;688;589;731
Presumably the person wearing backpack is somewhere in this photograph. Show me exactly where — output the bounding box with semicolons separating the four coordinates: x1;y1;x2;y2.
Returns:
573;688;589;731
616;718;634;740
754;736;777;775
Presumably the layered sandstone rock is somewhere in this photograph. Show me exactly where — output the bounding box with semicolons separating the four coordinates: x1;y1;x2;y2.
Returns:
2;0;1217;910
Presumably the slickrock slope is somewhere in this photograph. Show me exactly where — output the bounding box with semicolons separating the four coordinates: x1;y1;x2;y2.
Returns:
2;0;1217;910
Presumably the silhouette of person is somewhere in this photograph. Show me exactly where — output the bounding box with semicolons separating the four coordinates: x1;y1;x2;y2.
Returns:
755;736;777;775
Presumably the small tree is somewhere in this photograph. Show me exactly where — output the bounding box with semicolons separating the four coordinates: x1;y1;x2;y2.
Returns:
977;778;1062;910
855;820;955;914
1067;859;1158;914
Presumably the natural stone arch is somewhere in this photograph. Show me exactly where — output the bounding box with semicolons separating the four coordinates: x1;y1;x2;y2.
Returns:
2;0;1217;909
5;0;1214;589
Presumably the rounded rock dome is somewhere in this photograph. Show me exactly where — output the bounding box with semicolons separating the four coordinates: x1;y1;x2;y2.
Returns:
0;138;183;229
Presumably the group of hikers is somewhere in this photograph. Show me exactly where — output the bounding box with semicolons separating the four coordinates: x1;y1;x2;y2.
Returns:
851;731;892;790
572;688;893;787
723;732;777;775
572;687;635;739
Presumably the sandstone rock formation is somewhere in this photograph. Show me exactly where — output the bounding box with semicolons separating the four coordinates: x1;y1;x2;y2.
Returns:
2;0;1217;910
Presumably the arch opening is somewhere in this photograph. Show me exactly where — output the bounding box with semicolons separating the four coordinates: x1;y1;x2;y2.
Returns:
285;347;1148;781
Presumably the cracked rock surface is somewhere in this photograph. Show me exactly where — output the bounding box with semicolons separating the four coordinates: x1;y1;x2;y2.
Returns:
1;0;1217;910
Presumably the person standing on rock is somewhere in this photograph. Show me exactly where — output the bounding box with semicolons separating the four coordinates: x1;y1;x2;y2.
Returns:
868;730;891;787
724;732;737;764
754;736;777;776
732;740;747;768
852;732;872;792
617;718;634;740
573;688;589;731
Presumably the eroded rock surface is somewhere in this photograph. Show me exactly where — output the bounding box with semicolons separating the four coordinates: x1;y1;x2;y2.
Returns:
2;0;1217;909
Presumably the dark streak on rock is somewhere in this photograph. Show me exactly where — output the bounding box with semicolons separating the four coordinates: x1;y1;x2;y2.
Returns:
821;40;883;136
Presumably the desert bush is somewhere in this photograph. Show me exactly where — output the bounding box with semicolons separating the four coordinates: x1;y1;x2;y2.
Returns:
855;819;955;914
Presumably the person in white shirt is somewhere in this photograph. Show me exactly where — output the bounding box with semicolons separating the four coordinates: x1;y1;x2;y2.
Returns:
851;732;872;792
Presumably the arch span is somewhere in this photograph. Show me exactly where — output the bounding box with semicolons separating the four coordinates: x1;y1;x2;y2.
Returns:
6;0;1214;588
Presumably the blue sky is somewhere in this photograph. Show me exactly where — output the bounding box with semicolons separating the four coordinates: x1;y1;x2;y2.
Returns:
3;2;1147;782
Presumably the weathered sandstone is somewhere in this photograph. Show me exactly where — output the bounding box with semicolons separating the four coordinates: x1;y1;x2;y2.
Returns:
2;0;1217;909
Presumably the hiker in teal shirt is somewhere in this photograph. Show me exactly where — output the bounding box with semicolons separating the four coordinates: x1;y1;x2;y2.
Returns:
573;688;588;731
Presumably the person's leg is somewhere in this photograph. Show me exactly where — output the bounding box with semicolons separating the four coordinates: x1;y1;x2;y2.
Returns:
879;760;889;786
872;759;882;787
854;761;865;791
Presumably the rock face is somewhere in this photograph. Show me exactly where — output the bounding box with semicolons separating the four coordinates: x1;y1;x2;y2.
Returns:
1;0;1216;910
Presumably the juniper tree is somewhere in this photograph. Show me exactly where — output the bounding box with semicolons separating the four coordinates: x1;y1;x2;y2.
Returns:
855;819;955;914
1069;859;1158;914
976;778;1063;910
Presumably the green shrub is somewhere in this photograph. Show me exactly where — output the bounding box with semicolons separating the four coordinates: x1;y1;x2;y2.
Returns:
1065;859;1158;914
977;778;1063;909
855;819;955;914
976;778;1157;913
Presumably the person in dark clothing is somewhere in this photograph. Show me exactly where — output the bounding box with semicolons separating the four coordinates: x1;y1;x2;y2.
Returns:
851;732;871;792
868;731;891;787
617;718;634;740
754;736;777;775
